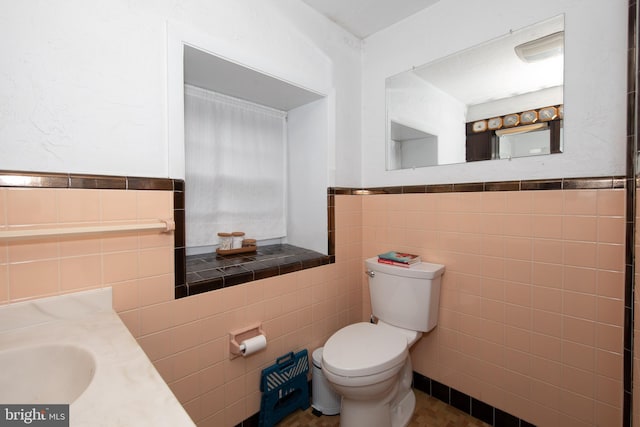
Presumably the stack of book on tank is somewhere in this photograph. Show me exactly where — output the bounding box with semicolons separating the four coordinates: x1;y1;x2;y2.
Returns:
377;251;421;267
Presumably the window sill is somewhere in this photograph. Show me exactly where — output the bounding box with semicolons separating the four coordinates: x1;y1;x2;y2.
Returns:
185;244;332;296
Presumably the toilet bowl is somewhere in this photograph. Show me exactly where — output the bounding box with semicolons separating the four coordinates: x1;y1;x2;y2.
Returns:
322;322;418;427
322;257;445;427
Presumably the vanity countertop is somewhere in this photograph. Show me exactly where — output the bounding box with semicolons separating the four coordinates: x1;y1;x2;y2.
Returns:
0;289;195;427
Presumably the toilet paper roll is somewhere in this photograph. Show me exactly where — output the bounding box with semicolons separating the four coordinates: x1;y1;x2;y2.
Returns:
239;334;267;357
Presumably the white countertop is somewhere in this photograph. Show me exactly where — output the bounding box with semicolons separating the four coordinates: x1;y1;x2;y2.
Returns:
0;289;195;427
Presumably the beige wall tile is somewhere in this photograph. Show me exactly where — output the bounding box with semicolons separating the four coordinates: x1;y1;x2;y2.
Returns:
170;372;201;404
0;186;628;426
111;280;139;312
9;260;58;300
481;191;507;213
59;238;101;257
598;189;625;216
139;274;174;306
101;235;138;253
0;243;7;265
103;250;138;283
596;349;623;380
598;216;625;244
564;190;598;216
0;189;6;227
117;309;140;338
173;346;201;382
8;240;58;263
564;241;597;268
137;190;173;220
532;215;563;239
563;216;597;242
532;286;562;313
100;190;137;221
532;190;564;215
58;189;101;223
140;302;174;336
564;290;597;320
200;385;225;420
0;264;7;304
6;188;57;225
139;247;173;278
565;266;597;294
533;309;562;338
564;317;596;347
563;340;595;371
60;255;101;291
138;330;173;361
597;296;623;326
597;243;625;271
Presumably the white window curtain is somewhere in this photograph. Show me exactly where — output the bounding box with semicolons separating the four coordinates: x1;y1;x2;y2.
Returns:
184;84;287;250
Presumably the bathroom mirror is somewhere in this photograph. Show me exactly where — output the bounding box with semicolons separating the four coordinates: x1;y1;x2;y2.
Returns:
385;14;564;170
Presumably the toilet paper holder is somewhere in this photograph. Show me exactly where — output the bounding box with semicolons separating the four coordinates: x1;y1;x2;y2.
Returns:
229;323;266;359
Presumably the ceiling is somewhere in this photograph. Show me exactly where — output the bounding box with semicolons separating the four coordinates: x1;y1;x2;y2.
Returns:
184;45;323;111
300;0;441;38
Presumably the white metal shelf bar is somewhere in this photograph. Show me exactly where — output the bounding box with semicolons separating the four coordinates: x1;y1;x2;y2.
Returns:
0;219;175;241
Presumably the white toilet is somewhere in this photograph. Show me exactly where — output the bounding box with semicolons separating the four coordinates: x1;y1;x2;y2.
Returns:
321;257;445;427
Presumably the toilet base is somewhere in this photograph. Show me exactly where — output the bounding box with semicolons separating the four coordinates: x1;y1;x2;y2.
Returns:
338;388;416;427
391;388;416;427
339;396;392;427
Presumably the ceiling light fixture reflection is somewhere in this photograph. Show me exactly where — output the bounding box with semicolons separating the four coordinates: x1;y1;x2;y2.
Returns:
495;122;547;137
515;31;564;63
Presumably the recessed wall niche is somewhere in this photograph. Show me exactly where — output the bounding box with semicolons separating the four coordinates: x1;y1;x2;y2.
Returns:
166;25;334;297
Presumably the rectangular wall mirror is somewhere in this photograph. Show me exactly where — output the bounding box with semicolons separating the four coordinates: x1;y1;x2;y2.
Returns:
385;14;564;170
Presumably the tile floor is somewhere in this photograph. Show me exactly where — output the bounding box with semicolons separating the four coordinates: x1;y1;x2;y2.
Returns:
277;388;491;427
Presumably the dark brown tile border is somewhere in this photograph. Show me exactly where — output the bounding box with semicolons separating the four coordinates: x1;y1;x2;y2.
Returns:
626;2;637;426
402;185;427;193
328;176;626;196
0;170;178;191
427;183;455;193
453;182;484;192
4;171;622;193
415;373;536;427
0;171;70;188
69;174;127;189
128;177;174;191
485;181;520;192
520;178;563;191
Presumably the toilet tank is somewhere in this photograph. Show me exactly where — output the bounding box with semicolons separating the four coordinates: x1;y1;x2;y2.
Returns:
365;257;445;332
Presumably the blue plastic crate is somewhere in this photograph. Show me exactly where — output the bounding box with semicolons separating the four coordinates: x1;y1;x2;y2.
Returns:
259;350;310;427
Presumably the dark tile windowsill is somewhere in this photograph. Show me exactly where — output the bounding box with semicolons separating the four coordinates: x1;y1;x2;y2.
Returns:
185;244;331;296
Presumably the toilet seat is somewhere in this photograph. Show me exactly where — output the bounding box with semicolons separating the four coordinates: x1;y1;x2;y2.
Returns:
322;322;408;377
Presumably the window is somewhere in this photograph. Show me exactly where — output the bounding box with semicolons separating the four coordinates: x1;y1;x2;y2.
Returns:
184;85;287;255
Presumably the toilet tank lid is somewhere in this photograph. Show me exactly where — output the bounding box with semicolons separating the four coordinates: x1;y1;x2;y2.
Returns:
365;257;445;279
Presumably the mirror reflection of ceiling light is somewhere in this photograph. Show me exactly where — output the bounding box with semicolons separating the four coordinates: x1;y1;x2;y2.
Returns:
515;31;564;63
495;122;547;137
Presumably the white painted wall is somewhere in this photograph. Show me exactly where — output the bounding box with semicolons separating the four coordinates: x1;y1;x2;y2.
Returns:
0;0;628;190
0;0;362;187
362;0;628;186
287;97;329;254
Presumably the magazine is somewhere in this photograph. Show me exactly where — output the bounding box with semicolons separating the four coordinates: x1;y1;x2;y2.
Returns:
377;251;421;265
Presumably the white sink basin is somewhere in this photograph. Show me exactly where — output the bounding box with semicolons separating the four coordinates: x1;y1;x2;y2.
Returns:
0;289;195;426
0;344;96;404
